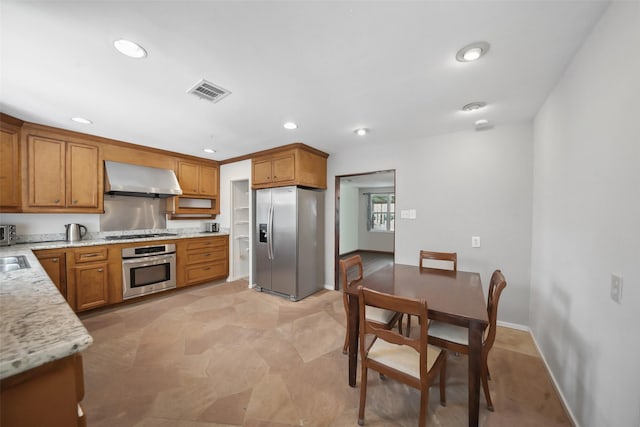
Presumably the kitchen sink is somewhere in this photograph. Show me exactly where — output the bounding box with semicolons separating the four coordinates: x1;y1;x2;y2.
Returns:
0;255;30;272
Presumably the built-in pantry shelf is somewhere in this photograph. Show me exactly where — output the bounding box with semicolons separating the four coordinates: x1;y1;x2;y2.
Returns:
231;180;250;280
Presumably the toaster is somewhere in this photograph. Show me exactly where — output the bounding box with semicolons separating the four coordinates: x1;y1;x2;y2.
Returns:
0;224;16;246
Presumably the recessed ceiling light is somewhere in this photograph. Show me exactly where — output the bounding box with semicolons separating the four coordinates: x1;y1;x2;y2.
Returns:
475;119;491;130
114;39;147;59
354;128;369;136
203;148;216;154
456;41;490;62
283;122;298;130
71;117;92;124
462;102;487;112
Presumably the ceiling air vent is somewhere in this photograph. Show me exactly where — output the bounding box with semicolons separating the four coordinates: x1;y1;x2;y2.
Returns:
187;79;231;103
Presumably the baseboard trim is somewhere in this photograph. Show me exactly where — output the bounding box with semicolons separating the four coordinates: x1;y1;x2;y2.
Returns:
496;320;529;331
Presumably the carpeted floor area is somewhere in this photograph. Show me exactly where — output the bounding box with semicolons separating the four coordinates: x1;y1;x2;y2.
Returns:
79;279;571;426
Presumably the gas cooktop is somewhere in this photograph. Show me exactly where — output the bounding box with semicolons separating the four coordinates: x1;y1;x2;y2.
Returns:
104;233;178;241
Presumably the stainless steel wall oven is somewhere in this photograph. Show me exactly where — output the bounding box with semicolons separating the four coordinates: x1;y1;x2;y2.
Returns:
122;243;176;300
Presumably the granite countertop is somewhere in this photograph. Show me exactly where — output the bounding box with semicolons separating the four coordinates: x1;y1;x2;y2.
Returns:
14;230;229;251
0;231;229;380
0;247;92;380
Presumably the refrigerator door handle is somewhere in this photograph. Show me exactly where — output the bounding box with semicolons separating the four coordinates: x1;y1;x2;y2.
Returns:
267;204;274;260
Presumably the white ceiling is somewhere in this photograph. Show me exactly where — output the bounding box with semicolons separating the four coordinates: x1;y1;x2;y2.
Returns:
0;1;608;161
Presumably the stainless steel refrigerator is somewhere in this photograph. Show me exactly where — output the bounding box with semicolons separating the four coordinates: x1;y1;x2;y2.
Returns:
254;186;324;301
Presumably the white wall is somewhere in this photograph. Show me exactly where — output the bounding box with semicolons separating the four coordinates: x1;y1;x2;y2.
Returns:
530;2;640;426
358;186;394;252
325;121;534;325
338;185;359;254
0;213;101;236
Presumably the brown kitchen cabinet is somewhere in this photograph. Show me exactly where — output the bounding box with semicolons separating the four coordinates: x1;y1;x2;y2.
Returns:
177;160;219;197
0;115;22;211
251;144;328;189
0;353;87;427
25;131;103;213
67;245;121;312
177;235;229;287
34;249;67;299
165;195;219;218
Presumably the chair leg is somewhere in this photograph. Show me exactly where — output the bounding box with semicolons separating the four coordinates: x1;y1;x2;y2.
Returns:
358;365;368;425
342;325;349;354
418;385;429;427
405;314;412;337
439;355;447;406
482;361;494;411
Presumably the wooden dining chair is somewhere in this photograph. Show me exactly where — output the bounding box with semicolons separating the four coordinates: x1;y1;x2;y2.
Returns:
357;286;447;427
419;250;457;271
404;250;458;336
427;269;507;411
340;255;401;354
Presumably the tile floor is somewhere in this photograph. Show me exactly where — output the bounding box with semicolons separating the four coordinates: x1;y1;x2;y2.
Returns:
79;279;571;426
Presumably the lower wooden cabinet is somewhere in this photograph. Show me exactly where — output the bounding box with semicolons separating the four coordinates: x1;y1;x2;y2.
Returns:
67;245;122;312
33;237;228;312
34;249;67;298
73;263;109;311
177;235;229;287
0;353;86;427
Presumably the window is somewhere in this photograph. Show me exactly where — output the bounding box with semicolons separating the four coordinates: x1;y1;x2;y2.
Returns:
368;193;395;232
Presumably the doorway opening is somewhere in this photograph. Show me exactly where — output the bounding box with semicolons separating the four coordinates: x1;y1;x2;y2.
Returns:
334;170;396;290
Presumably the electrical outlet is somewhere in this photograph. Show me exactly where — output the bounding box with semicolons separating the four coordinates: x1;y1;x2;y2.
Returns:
610;274;623;304
400;210;410;219
471;236;481;248
409;209;416;219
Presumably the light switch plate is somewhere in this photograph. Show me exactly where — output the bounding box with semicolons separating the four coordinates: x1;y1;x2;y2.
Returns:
611;274;623;304
409;209;416;219
471;236;481;248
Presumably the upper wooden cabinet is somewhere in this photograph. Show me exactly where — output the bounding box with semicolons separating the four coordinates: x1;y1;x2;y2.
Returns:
177;161;219;197
0;118;21;210
25;131;103;213
251;144;328;189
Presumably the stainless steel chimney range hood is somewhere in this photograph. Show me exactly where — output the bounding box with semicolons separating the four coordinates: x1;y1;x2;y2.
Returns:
104;161;182;198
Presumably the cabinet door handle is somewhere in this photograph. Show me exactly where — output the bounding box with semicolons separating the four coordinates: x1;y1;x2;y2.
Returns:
204;267;210;270
204;253;210;256
82;253;100;258
52;258;58;263
54;199;60;203
72;200;78;204
97;268;103;272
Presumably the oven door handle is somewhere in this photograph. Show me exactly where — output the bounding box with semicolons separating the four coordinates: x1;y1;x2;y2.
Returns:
122;253;176;266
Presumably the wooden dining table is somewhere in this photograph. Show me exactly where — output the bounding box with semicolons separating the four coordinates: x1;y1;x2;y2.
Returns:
346;263;489;427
